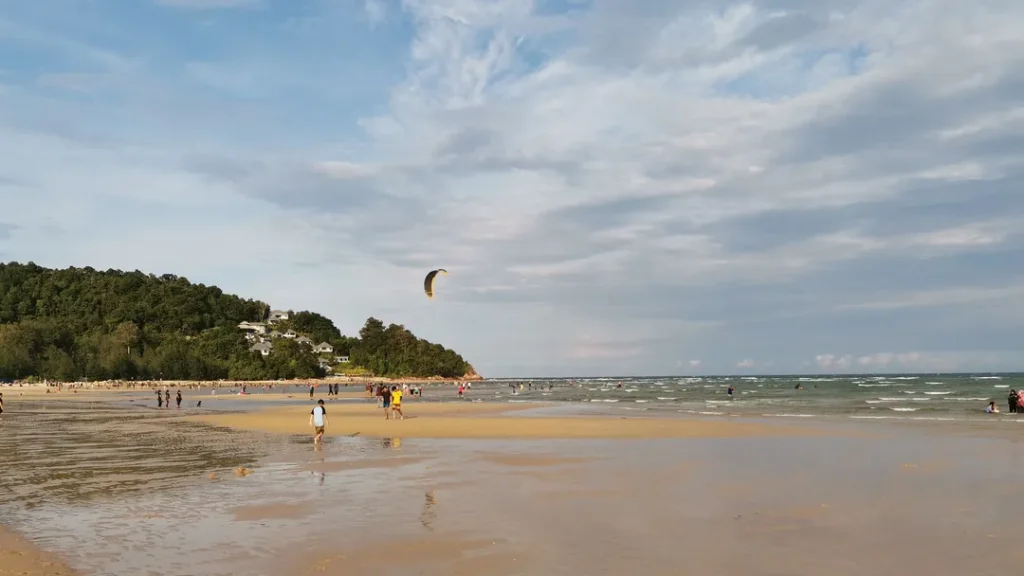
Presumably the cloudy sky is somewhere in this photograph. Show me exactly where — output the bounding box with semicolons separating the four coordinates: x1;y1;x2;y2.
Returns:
1;0;1022;377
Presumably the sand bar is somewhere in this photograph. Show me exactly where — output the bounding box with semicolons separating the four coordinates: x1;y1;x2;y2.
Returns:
187;403;827;439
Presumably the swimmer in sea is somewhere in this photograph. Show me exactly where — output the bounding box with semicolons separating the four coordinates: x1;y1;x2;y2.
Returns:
727;385;735;398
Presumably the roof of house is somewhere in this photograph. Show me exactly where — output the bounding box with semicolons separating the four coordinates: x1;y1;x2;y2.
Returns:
250;342;273;351
315;341;332;348
295;336;313;343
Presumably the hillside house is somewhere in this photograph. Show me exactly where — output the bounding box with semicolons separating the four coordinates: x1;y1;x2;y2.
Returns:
267;310;289;323
283;329;297;339
295;336;313;346
313;342;334;354
335;355;350;363
238;321;268;335
250;341;273;356
269;330;282;338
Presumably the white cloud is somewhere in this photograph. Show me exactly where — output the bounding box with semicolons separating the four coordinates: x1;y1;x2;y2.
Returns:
364;0;387;26
1;0;1023;376
736;359;755;369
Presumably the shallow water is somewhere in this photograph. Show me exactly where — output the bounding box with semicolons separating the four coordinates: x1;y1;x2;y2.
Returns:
0;403;274;509
4;402;1024;575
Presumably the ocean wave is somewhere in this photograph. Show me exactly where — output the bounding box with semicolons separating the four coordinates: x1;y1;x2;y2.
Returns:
761;413;816;418
995;385;1010;388
974;376;1003;380
890;407;919;412
657;397;677;401
943;397;990;401
858;383;893;387
923;391;953;395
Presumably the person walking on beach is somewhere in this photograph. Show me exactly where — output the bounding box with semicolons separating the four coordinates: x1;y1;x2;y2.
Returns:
381;385;392;419
176;390;182;409
1009;390;1018;413
309;384;315;399
309;399;328;444
157;389;163;408
164;389;170;409
0;392;4;415
391;385;404;420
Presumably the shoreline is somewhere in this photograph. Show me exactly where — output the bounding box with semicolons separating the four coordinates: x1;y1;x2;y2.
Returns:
5;395;1024;574
1;376;482;391
0;526;78;576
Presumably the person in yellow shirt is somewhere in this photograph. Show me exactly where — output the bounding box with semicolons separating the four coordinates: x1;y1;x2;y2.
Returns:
390;385;404;420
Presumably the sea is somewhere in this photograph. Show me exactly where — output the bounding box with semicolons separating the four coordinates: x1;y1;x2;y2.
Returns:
130;372;1024;424
482;373;1024;422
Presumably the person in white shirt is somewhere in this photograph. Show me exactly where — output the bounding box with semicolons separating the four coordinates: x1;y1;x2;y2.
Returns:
309;399;328;443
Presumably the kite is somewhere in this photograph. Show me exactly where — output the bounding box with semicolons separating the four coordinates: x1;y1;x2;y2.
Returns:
424;269;447;299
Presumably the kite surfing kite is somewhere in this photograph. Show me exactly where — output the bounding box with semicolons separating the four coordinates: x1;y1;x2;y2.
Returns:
424;269;447;299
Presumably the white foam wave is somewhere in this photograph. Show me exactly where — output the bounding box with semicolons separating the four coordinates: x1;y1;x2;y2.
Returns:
890;407;919;412
923;391;953;395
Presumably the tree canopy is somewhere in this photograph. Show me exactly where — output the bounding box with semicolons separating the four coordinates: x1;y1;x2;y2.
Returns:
0;262;472;381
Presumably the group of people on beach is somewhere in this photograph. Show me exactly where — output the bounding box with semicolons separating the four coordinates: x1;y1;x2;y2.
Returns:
375;384;405;420
155;389;182;409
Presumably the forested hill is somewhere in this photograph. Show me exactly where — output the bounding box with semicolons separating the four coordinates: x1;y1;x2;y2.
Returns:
0;262;473;381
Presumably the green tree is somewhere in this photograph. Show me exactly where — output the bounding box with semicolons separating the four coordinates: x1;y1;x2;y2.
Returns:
0;262;474;381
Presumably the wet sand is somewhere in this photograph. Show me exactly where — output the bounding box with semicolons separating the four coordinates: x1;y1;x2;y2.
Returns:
0;526;78;575
4;399;1024;575
186;403;829;439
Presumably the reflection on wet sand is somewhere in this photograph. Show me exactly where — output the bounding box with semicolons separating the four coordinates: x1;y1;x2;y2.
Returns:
0;403;268;508
5;400;1024;575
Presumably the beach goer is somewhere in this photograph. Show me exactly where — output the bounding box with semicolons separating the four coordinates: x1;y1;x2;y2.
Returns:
457;384;463;398
0;392;4;415
176;390;182;409
164;389;170;408
1009;390;1018;413
391;386;404;420
986;401;999;414
309;399;328;443
727;385;735;398
157;389;163;408
381;386;392;419
309;384;314;399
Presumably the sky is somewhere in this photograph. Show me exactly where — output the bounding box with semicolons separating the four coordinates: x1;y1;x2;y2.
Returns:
0;0;1022;377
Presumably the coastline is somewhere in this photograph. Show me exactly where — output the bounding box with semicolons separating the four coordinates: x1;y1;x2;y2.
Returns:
5;392;1024;574
1;375;482;391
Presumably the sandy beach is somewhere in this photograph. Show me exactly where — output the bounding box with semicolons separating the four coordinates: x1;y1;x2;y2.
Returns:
187;402;834;439
3;392;1024;575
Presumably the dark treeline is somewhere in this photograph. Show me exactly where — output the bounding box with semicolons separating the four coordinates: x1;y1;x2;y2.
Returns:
0;262;471;381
